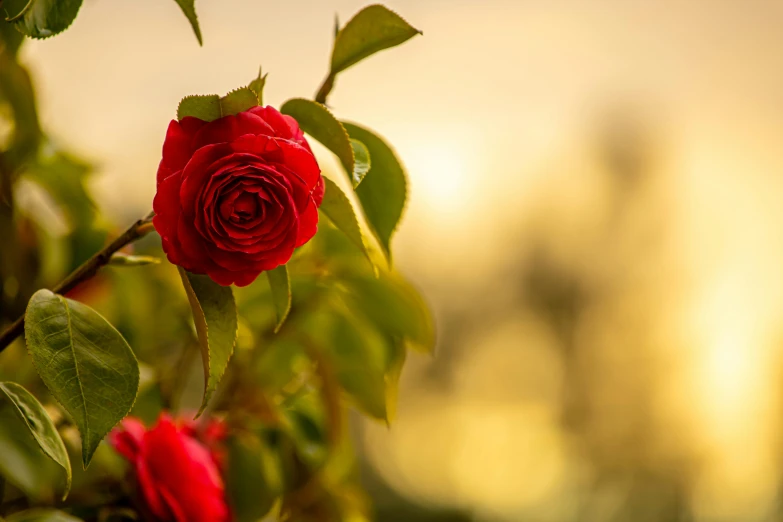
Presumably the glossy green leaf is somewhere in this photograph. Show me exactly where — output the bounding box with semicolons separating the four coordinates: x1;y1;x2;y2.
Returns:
24;290;140;467
3;0;83;39
178;268;237;417
247;68;267;106
319;176;373;266
266;265;291;334
349;139;370;187
343;122;407;259
177;94;221;121
280;98;356;184
331;4;421;75
172;0;202;45
0;382;71;498
0;397;63;502
109;253;161;267
6;510;82;522
220;87;258;117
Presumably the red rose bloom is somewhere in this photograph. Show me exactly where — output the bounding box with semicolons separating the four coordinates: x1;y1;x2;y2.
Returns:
110;415;229;522
153;106;324;286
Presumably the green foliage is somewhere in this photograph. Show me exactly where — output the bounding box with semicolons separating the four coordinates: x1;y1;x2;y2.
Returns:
247;68;267;105
177;268;238;417
266;265;291;333
219;87;259;117
177;84;262;121
349;139;371;187
318;176;374;267
6;510;82;522
2;0;83;39
280;98;357;185
330;4;421;75
0;382;71;498
172;0;202;45
24;290;140;467
176;94;221;121
343;122;408;260
0;393;64;502
226;432;283;522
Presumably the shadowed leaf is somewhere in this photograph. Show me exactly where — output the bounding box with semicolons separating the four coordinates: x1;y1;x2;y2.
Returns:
3;0;83;39
24;290;140;467
178;269;237;417
6;509;83;522
319;176;374;267
0;383;71;499
266;265;291;333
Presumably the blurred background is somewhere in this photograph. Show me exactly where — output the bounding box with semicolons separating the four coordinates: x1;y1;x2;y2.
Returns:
15;0;783;520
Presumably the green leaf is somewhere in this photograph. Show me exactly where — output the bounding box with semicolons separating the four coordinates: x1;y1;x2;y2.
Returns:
24;290;140;467
109;253;161;267
266;265;291;334
6;510;82;522
342;122;407;259
344;275;434;353
279;98;356;185
328;313;388;420
319;176;373;266
0;397;63;502
2;0;83;39
226;434;282;522
219;87;258;117
331;4;421;75
0;15;25;55
0;383;71;499
177;94;221;121
178;268;237;418
172;0;202;45
349;139;370;187
384;341;406;424
177;87;260;122
247;68;267;106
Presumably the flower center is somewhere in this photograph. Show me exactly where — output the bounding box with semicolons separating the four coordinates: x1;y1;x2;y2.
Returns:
230;192;259;223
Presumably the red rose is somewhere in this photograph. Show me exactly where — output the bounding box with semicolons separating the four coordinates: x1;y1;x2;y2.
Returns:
153;106;324;286
110;415;229;522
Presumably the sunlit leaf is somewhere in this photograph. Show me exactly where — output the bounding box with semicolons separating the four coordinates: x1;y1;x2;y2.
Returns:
177;94;221;122
24;289;140;467
342;122;407;259
6;509;83;522
319;176;373;266
0;382;71;498
2;0;83;39
280;98;356;185
178;268;237;417
349;139;370;187
266;265;291;333
331;4;421;75
248;68;267;106
220;87;258;117
109;253;161;267
172;0;202;45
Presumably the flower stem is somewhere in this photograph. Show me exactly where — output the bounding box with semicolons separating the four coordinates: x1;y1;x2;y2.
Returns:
0;211;156;354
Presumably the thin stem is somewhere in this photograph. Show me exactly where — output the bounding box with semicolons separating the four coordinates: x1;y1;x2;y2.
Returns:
314;73;335;105
0;211;156;354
